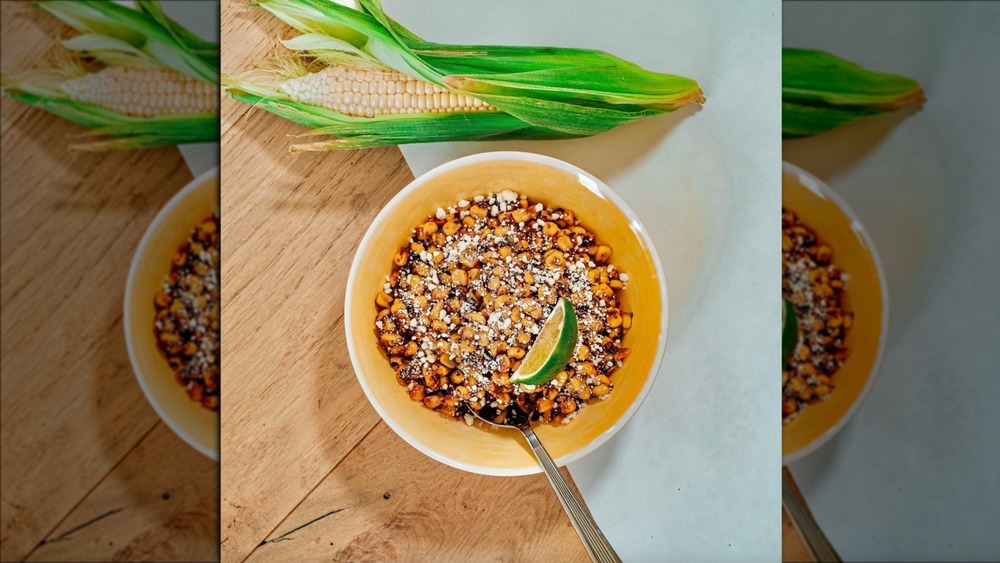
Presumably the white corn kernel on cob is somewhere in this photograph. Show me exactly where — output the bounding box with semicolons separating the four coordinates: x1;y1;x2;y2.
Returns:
58;66;218;118
279;66;495;118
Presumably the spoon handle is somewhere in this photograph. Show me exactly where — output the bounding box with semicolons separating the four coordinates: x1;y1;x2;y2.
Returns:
521;426;622;563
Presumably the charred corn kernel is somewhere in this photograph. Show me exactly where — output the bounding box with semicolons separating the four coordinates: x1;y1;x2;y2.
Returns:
613;348;630;362
442;221;460;236
470;205;488;218
516;332;532;345
595;283;613;298
375;291;394;308
607;311;622;328
188;383;204;402
451;268;468;286
507;346;525;359
556;235;573;251
159;332;181;346
814;245;832;263
594;245;612;263
59;66;217;118
536;397;555;413
497;355;512;373
380;332;403;346
560;399;577;414
828;311;843;328
543;222;559;237
154;291;171;308
169;299;186;316
609;279;623;289
543;250;565;268
403;341;418;357
393;247;409;266
621;312;632;330
390;299;406;316
422;394;443;409
489;340;507;356
279;66;496;119
592;383;610;397
511;209;530;223
422;221;438;237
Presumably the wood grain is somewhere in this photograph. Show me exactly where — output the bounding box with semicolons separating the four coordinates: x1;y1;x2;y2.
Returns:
1;3;217;561
782;508;814;563
243;422;588;562
26;423;218;563
219;2;588;561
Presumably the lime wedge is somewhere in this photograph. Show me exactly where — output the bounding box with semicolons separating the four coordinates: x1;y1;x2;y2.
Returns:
510;298;578;386
782;299;798;368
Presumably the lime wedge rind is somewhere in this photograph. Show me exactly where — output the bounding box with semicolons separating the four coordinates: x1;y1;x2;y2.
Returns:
510;298;578;386
782;299;798;368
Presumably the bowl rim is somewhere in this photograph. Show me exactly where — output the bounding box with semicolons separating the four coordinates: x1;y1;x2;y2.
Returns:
124;167;219;461
345;151;669;476
781;161;890;465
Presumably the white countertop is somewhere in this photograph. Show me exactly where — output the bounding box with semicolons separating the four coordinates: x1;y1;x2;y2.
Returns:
783;3;1000;561
392;1;782;560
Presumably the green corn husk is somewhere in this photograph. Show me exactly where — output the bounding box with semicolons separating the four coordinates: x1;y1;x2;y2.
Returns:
0;0;219;150
783;48;924;138
223;0;703;151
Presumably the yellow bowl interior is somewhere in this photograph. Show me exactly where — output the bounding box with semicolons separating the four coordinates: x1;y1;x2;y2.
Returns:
782;168;886;461
126;175;219;458
346;158;665;473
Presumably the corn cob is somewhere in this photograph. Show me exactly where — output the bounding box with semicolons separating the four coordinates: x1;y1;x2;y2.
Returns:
280;66;494;117
59;67;218;118
223;0;703;151
1;0;219;150
783;48;924;138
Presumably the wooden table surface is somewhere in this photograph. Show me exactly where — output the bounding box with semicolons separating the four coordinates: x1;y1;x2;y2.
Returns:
219;3;588;562
0;4;217;561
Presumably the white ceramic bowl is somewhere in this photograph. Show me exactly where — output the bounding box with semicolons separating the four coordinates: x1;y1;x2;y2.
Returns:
124;168;219;460
345;152;669;476
782;162;889;464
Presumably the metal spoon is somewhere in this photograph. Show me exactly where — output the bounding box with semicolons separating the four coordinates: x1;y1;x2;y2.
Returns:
471;407;622;563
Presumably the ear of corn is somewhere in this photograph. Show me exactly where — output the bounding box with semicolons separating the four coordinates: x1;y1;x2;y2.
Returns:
782;48;924;138
34;0;218;82
1;0;219;150
223;0;703;151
